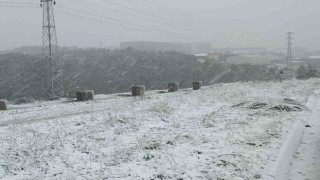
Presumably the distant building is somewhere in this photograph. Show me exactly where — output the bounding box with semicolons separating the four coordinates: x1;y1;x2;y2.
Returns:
120;41;189;53
222;47;267;54
292;58;320;68
309;56;320;59
193;53;208;57
120;41;211;54
193;53;223;60
207;53;222;60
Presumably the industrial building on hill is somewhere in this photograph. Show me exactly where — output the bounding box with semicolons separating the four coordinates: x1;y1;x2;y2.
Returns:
120;41;211;54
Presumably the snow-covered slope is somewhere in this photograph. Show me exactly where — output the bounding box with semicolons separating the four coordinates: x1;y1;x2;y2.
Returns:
0;79;319;180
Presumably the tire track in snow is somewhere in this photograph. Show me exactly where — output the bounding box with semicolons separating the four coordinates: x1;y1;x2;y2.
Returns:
264;92;320;180
289;93;320;180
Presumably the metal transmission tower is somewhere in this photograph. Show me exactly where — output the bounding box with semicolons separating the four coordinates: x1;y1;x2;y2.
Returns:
40;0;64;100
286;32;294;68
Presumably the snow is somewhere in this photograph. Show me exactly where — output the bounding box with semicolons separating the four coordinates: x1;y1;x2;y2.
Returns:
264;95;314;179
289;92;320;180
0;79;320;179
264;90;320;180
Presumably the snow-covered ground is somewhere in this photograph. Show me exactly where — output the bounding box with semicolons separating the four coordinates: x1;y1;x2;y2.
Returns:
0;79;319;179
264;90;320;180
289;94;320;180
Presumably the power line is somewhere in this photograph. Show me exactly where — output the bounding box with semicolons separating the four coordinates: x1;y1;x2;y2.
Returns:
1;1;197;40
99;0;172;21
123;0;192;21
139;0;213;24
0;5;38;8
0;2;38;5
55;4;196;40
74;0;205;35
75;0;161;23
126;0;202;22
137;0;231;37
98;0;216;35
55;10;195;40
56;10;159;34
1;0;220;38
0;1;38;8
0;1;219;44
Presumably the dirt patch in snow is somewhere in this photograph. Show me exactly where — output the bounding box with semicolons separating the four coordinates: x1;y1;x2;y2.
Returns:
232;98;307;112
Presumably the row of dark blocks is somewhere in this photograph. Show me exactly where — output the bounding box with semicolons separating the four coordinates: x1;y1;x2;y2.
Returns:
76;81;203;101
0;81;203;110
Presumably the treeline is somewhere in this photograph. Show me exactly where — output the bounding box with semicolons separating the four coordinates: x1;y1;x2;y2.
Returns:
0;48;199;99
62;48;198;96
0;47;316;100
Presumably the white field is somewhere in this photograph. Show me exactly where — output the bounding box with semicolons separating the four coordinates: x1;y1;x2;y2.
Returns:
0;79;319;180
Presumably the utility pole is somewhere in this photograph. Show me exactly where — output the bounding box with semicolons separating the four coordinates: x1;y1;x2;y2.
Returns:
40;0;64;100
286;32;294;68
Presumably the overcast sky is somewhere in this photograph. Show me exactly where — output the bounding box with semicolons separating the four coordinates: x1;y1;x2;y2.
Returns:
0;0;319;50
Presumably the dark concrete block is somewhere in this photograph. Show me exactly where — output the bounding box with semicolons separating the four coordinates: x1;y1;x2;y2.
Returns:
131;85;145;96
193;81;202;90
76;90;94;101
168;82;179;92
0;99;7;110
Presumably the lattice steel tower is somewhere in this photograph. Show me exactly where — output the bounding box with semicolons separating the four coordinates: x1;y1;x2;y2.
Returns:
286;32;294;68
40;0;63;100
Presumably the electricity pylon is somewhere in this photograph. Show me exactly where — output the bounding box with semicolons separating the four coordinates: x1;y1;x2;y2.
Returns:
286;32;294;68
40;0;64;100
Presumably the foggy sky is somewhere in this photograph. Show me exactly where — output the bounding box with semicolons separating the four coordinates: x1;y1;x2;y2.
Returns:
0;0;319;50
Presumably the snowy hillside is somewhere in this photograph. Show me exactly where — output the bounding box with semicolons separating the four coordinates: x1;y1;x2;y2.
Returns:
0;79;319;179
